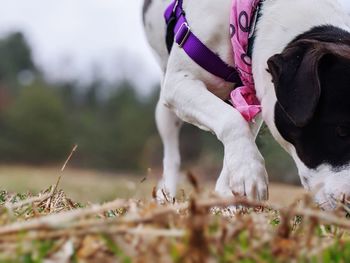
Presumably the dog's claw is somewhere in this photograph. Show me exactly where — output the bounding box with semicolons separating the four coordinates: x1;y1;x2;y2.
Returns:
215;157;269;203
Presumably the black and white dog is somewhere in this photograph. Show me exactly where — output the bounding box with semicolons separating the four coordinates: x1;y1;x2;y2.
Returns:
143;0;350;210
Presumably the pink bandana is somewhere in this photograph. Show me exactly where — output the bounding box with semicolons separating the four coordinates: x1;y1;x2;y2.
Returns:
230;0;262;121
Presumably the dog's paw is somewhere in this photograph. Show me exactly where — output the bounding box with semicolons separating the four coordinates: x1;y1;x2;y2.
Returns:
215;157;269;201
155;188;174;204
155;180;176;204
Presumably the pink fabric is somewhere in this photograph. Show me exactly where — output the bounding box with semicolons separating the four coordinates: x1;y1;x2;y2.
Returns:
230;0;261;121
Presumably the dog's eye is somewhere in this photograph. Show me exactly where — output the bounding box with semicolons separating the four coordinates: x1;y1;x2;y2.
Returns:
336;126;350;138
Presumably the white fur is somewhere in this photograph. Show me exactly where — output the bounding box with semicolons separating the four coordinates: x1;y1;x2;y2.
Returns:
338;0;350;15
144;0;350;207
253;0;350;208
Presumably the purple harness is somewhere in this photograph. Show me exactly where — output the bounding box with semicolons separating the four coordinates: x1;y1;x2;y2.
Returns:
164;0;262;121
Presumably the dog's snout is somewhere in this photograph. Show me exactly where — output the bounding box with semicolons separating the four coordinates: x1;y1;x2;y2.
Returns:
313;179;350;210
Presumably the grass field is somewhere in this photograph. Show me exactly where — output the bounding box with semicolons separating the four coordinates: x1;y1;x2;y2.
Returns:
0;165;305;205
2;165;349;262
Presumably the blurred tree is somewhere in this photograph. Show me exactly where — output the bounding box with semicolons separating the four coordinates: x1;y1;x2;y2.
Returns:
72;81;157;170
0;32;37;87
57;81;79;109
0;83;72;163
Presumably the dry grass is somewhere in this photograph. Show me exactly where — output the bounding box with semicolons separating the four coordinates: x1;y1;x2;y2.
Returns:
0;169;349;263
0;147;348;262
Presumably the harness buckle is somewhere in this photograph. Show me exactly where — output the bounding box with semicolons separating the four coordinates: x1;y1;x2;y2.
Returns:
175;22;191;48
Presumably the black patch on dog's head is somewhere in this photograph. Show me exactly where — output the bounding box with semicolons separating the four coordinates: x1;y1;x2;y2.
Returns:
268;26;350;169
142;0;153;24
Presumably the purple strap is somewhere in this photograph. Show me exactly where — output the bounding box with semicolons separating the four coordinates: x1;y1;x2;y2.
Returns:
164;0;243;85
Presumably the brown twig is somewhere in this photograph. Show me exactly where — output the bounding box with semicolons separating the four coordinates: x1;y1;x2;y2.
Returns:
0;226;185;242
52;145;78;196
61;144;78;172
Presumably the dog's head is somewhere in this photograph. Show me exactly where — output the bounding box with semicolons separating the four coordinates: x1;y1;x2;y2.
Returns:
267;26;350;210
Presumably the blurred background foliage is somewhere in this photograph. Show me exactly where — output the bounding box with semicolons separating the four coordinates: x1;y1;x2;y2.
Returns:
0;32;298;184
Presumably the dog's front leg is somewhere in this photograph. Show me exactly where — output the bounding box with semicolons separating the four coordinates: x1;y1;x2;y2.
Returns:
163;71;268;200
155;100;183;200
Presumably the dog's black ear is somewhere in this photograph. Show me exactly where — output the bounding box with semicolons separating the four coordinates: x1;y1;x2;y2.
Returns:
267;44;323;127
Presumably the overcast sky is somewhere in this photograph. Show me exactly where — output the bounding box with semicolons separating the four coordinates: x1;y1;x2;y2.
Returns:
0;0;162;94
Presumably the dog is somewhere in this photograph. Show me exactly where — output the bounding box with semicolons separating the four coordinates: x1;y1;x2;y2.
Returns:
143;0;350;210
